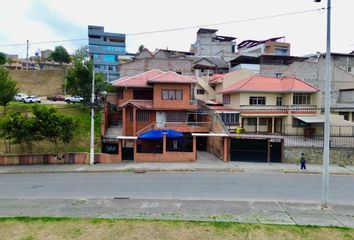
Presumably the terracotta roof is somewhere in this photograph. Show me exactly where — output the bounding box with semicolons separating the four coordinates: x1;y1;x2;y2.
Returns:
119;100;154;109
209;74;225;84
219;75;320;94
147;71;197;84
207;105;236;111
112;69;164;88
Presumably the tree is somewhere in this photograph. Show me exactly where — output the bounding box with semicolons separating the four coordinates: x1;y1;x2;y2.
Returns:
50;46;71;63
0;66;18;113
74;45;89;62
138;45;145;53
0;52;6;65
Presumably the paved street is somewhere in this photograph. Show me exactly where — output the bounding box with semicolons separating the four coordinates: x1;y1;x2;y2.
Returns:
0;172;353;204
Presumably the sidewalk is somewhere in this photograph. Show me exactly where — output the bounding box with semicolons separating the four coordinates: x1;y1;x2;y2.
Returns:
0;161;353;175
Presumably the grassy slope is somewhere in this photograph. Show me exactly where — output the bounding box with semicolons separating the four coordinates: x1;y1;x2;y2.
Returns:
9;70;66;96
0;218;352;240
0;102;102;154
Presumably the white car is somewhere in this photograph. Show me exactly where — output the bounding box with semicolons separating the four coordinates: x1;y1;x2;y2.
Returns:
65;96;83;103
14;93;28;101
23;96;41;103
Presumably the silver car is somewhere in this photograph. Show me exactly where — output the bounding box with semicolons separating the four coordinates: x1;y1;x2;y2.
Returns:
23;96;41;103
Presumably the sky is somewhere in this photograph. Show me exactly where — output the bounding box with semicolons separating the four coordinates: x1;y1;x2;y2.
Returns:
0;0;353;58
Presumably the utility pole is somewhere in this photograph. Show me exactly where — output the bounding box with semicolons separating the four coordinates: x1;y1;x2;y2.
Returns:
314;0;331;208
26;40;29;70
90;68;95;165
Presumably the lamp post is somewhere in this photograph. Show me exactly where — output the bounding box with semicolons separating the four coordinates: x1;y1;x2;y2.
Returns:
82;60;95;166
314;0;331;208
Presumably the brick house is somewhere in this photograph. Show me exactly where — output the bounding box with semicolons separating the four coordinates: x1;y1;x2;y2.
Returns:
102;69;224;162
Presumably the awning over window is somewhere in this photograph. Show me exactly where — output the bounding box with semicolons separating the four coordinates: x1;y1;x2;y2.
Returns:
294;116;324;123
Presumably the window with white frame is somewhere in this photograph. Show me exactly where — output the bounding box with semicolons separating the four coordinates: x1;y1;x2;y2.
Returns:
161;90;183;100
293;94;311;105
249;96;266;105
276;97;283;106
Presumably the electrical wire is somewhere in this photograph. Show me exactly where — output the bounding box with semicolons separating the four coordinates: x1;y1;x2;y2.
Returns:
0;7;326;47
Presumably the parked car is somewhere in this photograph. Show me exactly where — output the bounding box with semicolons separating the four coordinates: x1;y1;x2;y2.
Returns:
23;96;41;103
14;93;28;101
65;96;83;104
47;95;66;101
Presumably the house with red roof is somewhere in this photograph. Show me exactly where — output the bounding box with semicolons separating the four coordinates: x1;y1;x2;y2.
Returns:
101;69;221;162
218;75;321;134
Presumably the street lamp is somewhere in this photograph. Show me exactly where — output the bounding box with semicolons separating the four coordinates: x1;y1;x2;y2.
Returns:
314;0;331;208
82;60;95;166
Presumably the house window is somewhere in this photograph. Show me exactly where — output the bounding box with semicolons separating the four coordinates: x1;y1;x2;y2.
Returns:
223;94;230;104
197;89;205;95
247;118;257;125
129;110;133;122
166;112;187;122
348;66;352;72
276;97;283;106
136;111;150;123
133;89;153;100
161;90;183;100
117;89;123;99
275;47;289;56
275;73;282;78
259;118;267;125
293;94;311;105
339;112;350;121
220;113;239;125
249;96;266;105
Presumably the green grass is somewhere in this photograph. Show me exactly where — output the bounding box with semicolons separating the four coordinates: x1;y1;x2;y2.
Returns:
0;102;102;154
0;217;352;240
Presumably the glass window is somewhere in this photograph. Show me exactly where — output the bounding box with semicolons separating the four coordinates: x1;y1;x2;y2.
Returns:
275;47;289;55
197;89;205;95
161;90;183;100
276;97;283;106
223;94;230;104
103;54;116;62
166;112;187;122
93;54;100;60
247;118;257;125
293;94;311;105
259;118;267;125
249;96;266;105
220;113;239;125
136;111;150;123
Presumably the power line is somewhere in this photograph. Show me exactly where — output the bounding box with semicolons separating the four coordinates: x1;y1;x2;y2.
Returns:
127;7;326;36
0;7;326;47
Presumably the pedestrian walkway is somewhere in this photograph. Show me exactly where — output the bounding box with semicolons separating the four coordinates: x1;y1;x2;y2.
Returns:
0;199;353;227
0;160;353;175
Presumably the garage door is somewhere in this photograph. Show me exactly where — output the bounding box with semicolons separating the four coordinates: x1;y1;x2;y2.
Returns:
230;139;268;162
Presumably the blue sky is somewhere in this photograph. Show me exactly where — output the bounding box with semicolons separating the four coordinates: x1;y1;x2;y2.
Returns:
0;0;353;58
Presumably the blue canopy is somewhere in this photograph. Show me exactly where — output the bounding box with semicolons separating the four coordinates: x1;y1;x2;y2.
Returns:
138;129;183;139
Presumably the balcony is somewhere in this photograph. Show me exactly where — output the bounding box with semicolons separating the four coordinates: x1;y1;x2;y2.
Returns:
290;105;317;114
136;121;211;136
240;105;288;114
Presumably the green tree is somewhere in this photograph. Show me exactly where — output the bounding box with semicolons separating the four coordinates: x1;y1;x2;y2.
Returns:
32;105;77;151
50;46;71;63
0;66;18;113
5;111;41;153
74;45;89;62
0;113;14;152
0;52;6;65
138;45;145;53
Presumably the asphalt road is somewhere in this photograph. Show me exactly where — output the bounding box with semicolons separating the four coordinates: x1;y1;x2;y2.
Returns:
0;172;353;204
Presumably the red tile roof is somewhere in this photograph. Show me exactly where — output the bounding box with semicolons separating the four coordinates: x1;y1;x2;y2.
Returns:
119;100;154;109
219;75;320;94
147;71;197;84
112;69;196;87
209;74;224;84
112;69;164;88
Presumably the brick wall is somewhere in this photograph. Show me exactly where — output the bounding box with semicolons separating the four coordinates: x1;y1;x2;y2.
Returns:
153;84;195;109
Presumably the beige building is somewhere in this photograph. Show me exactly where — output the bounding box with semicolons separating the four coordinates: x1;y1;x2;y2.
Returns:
218;75;322;135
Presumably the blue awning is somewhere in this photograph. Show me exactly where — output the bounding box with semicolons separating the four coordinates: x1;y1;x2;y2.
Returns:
138;129;184;139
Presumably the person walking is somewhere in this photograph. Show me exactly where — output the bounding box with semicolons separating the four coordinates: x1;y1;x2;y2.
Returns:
300;153;306;170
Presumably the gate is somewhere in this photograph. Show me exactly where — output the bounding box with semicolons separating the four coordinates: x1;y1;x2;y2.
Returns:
230;139;268;162
122;147;134;160
270;141;282;162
